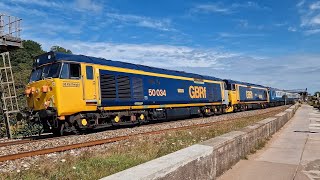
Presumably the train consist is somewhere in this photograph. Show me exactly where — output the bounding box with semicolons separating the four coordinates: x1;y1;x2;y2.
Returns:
19;52;300;135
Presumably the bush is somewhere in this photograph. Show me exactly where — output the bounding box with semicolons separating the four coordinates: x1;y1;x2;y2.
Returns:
14;121;43;137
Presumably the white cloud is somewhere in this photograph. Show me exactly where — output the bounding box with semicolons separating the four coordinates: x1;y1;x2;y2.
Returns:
38;23;83;35
304;28;320;35
297;1;320;35
192;2;270;14
231;1;270;10
10;0;62;8
288;27;297;32
74;0;103;12
105;13;174;31
0;2;47;17
218;32;265;38
310;14;320;25
1;1;175;35
9;0;103;13
237;19;249;28
310;1;320;10
40;41;237;68
235;19;265;30
188;55;319;93
6;0;167;31
297;0;306;7
274;22;288;27
193;4;231;14
30;38;319;93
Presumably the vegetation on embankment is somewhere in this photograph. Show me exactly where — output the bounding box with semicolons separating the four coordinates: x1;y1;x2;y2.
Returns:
1;106;288;180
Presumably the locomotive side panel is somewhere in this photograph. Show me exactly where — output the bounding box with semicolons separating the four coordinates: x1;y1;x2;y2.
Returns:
269;89;286;102
99;69;224;108
237;85;268;102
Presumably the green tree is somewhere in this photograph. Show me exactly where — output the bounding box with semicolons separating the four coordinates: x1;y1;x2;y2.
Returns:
314;92;320;97
11;40;45;93
50;45;72;54
0;40;45;137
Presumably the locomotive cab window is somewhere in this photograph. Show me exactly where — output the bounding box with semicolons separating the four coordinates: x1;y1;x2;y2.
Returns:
86;66;94;80
60;63;81;79
60;63;69;79
70;64;81;79
46;63;61;78
231;84;236;90
29;63;61;82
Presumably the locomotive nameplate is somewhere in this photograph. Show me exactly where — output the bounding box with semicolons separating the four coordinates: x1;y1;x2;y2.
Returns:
63;82;80;87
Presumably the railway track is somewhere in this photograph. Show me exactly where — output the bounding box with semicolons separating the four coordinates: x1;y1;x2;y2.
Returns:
0;134;76;148
0;139;32;147
0;106;289;162
0;118;236;162
0;109;261;148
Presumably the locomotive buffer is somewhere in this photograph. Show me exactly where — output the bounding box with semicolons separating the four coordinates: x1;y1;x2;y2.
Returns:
0;14;22;139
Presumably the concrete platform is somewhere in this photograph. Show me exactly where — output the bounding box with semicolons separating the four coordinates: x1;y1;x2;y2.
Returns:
219;105;320;180
102;104;299;180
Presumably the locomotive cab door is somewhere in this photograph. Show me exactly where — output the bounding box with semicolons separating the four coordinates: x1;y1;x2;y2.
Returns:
82;64;97;105
222;82;229;105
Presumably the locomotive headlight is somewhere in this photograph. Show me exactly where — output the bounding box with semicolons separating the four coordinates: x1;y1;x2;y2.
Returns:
31;87;36;94
25;88;31;97
42;85;49;93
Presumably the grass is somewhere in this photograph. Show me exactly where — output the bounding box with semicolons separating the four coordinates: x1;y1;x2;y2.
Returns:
1;107;287;180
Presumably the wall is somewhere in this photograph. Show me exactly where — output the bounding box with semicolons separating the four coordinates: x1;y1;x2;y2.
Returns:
102;104;299;180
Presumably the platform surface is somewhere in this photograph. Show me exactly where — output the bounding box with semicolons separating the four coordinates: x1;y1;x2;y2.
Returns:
219;104;320;180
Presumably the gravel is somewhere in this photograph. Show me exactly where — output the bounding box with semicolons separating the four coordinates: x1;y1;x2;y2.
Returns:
0;138;23;143
0;105;289;172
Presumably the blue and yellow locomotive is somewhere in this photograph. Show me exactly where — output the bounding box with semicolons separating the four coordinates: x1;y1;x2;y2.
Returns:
223;80;269;112
22;52;228;134
20;52;299;135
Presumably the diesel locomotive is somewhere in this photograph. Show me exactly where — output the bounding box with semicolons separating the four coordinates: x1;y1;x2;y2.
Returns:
19;52;300;135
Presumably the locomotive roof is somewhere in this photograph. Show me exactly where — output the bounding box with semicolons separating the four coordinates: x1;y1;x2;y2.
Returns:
223;79;267;88
268;87;285;91
35;51;223;81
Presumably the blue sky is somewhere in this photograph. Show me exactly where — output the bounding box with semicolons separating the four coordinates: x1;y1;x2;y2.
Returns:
1;0;319;93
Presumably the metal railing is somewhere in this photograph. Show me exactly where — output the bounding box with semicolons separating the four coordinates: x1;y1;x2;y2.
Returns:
0;14;22;40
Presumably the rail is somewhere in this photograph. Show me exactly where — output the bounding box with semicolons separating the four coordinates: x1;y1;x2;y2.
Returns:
0;106;287;162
